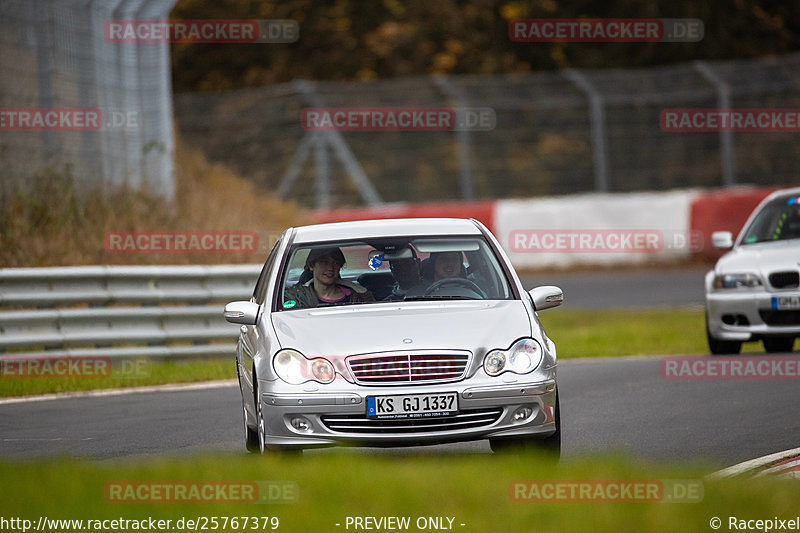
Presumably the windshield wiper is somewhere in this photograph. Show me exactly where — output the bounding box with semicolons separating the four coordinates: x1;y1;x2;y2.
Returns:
403;295;479;301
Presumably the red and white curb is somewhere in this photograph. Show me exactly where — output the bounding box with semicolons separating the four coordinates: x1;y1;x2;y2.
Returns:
708;447;800;481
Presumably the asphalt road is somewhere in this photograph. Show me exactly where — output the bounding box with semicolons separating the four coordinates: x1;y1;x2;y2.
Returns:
2;356;797;468
519;267;708;309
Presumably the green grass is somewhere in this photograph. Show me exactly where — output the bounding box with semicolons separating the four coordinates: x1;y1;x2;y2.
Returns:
0;452;796;533
2;309;781;398
541;308;781;358
541;308;708;358
0;357;235;398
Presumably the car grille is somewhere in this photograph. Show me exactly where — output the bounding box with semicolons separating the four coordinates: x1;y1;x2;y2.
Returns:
347;353;469;385
769;271;800;289
320;408;503;434
759;310;800;326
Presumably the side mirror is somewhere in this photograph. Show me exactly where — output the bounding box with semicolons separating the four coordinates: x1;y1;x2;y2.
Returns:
223;301;260;325
711;231;734;250
529;286;563;311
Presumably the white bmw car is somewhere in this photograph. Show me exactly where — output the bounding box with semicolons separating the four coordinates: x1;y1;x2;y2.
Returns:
705;187;800;354
224;218;562;455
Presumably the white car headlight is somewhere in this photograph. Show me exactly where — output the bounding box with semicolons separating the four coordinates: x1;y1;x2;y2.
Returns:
273;349;335;385
483;338;543;376
713;273;763;289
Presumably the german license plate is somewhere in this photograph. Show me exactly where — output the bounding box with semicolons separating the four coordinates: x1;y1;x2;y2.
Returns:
772;295;800;310
367;392;458;419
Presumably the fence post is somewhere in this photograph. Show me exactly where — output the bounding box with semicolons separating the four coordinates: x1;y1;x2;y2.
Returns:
693;60;736;187
313;130;331;209
278;80;382;207
565;69;610;193
433;76;475;201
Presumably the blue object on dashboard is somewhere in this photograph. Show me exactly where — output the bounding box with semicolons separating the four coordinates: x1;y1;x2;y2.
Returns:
368;253;384;270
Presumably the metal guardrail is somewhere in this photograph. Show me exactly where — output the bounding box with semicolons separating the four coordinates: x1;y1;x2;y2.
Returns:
0;265;262;359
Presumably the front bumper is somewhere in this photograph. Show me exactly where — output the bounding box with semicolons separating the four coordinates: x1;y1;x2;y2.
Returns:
706;289;800;341
258;378;558;448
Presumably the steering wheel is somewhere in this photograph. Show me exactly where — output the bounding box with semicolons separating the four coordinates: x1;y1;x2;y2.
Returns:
423;277;487;299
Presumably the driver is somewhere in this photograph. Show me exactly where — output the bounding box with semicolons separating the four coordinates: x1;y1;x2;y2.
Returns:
431;251;465;281
386;253;426;300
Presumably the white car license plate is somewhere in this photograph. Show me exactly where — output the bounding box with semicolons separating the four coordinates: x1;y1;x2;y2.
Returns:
772;296;800;310
367;392;458;419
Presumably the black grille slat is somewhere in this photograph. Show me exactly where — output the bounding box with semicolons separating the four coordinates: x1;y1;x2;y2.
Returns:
321;408;503;434
759;310;800;326
769;271;800;289
348;353;469;385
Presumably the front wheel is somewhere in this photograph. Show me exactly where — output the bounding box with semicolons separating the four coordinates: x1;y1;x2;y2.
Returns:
253;380;301;456
763;337;794;353
255;381;268;455
243;404;259;453
706;318;741;355
238;361;260;453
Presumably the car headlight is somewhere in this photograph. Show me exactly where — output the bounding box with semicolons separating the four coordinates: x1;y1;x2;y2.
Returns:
273;349;335;385
712;273;763;289
483;338;543;376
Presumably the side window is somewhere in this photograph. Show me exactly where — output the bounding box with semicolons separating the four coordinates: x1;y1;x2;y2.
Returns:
253;239;282;305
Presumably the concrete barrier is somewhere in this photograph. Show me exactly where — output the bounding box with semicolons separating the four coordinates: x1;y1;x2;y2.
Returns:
310;187;787;268
494;190;695;268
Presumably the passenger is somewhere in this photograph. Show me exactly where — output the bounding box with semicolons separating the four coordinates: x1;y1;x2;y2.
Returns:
284;247;375;308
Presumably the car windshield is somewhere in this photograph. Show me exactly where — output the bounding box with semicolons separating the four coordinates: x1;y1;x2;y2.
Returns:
740;194;800;245
278;236;513;310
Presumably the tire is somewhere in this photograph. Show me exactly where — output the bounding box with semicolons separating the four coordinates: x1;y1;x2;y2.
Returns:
706;319;741;355
763;337;794;353
252;378;302;456
243;404;260;453
255;379;268;455
238;361;260;453
490;393;561;459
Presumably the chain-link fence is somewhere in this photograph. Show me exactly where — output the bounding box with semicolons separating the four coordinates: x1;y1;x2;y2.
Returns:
0;0;176;204
174;53;800;208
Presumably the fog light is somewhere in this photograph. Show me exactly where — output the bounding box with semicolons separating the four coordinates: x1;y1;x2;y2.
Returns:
513;406;533;422
290;417;311;432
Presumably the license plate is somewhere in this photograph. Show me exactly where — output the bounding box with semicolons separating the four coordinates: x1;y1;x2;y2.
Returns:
367;392;458;419
772;296;800;310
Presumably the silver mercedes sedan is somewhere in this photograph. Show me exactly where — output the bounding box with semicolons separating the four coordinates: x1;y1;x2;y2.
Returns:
705;187;800;354
224;218;562;455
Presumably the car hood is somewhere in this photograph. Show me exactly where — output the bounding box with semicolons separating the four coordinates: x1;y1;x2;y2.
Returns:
718;240;800;275
271;300;532;356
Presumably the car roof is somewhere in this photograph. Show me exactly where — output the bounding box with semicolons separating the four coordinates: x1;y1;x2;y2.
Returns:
763;186;800;203
291;218;483;244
